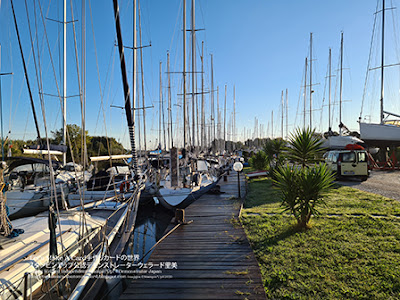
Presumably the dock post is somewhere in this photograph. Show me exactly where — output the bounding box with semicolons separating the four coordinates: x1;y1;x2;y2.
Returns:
175;209;185;223
23;272;29;300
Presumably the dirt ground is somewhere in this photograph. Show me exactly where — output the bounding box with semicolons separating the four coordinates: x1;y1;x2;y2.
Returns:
337;170;400;201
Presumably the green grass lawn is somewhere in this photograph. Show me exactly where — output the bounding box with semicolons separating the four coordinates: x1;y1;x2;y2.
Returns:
241;176;400;299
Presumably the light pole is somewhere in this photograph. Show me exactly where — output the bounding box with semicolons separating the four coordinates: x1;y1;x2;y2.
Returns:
233;161;243;198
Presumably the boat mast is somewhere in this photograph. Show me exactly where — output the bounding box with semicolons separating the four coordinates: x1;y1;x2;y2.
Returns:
217;86;220;152
0;46;12;160
183;0;187;149
224;85;227;150
211;54;215;148
380;0;385;124
112;0;138;175
10;0;42;143
328;48;331;131
167;52;173;148
339;32;344;135
159;62;162;149
191;0;196;148
201;41;205;149
81;0;87;166
285;88;288;139
133;0;137;150
271;110;274;139
138;0;147;153
233;85;236;143
304;57;307;129
309;33;313;129
281;90;284;138
63;0;67;165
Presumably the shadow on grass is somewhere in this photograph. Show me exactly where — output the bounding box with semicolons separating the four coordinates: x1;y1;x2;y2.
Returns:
250;221;303;253
263;224;303;247
244;177;282;208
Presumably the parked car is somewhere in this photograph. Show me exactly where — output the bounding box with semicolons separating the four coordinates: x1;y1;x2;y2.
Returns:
325;149;369;181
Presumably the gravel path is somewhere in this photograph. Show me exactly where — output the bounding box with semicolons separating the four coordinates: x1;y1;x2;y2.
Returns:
337;170;400;201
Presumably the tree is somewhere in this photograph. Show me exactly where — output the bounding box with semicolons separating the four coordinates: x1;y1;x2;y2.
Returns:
287;127;325;168
51;124;127;164
52;124;88;164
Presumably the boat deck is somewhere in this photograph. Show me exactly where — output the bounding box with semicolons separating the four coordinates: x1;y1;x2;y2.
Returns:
120;171;266;299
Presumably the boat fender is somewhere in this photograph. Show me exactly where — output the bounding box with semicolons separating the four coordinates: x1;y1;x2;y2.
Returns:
119;181;130;193
192;173;200;186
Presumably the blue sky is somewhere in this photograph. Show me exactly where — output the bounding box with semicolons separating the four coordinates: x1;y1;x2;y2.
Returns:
0;0;399;150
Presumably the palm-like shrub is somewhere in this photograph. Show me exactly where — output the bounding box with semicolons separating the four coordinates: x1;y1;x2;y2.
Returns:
249;150;267;170
287;128;325;168
273;163;334;229
263;138;286;178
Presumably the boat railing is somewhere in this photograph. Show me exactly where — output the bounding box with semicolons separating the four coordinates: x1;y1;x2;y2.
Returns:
22;179;145;300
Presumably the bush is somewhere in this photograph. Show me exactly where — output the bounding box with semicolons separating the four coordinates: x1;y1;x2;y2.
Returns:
263;138;286;180
273;163;334;229
249;151;267;170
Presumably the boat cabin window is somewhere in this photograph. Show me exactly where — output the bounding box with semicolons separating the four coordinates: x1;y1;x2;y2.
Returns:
13;163;50;173
326;153;332;162
341;152;356;163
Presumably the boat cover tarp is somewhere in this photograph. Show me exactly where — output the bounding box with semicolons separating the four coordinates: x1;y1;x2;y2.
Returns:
27;144;68;153
345;144;365;150
5;157;61;171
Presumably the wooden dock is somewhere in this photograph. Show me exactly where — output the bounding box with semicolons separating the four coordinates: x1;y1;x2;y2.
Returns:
120;172;266;299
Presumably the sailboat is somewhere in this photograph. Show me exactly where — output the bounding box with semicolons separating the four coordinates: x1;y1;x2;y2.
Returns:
2;0;93;219
154;0;220;210
323;33;366;150
0;0;144;298
359;0;400;146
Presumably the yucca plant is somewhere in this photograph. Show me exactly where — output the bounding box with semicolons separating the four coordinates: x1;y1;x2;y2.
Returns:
287;127;325;168
263;138;286;178
249;150;268;170
273;163;334;229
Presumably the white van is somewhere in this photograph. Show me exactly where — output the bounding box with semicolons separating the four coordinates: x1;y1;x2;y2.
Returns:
325;150;369;181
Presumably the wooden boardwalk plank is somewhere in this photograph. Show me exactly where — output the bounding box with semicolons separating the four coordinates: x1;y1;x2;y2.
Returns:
120;172;266;300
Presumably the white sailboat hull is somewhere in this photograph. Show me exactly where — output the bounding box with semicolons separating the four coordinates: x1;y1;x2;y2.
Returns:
322;135;364;150
157;175;219;210
0;211;104;300
360;122;400;145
